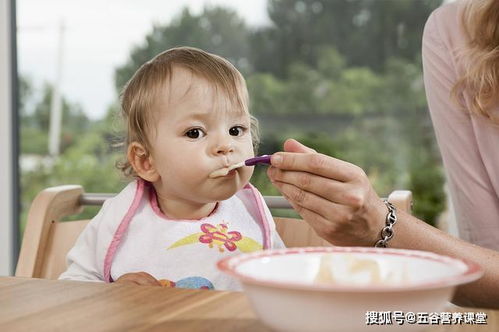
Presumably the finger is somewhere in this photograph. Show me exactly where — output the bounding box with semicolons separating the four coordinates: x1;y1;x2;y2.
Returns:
268;166;359;206
115;278;138;285
280;189;377;247
271;151;362;183
272;180;346;222
283;138;317;153
279;191;340;245
115;273;142;285
136;272;162;286
117;272;161;286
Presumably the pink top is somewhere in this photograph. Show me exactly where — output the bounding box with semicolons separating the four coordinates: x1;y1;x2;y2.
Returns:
422;0;499;250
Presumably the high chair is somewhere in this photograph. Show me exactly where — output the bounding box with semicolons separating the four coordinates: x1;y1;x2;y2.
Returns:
15;185;412;280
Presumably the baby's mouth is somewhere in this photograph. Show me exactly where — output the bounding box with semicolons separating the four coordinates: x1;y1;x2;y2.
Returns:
209;162;243;178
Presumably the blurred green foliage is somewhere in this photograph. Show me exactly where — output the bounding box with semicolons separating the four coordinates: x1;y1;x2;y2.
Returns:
20;0;446;238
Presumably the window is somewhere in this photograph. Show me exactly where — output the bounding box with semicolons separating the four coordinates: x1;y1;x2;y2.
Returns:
18;0;445;238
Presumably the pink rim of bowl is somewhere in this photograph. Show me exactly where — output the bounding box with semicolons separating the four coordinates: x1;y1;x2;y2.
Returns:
217;247;484;293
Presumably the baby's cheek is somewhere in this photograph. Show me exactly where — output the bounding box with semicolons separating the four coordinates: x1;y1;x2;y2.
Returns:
241;166;254;184
183;166;208;183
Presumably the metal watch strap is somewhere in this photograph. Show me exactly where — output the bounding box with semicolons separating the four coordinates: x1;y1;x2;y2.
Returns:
374;200;397;248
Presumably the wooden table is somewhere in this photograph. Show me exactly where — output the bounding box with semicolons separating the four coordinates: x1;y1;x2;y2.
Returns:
0;277;497;331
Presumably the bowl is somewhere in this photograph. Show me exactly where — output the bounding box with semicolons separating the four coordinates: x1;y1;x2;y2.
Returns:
217;247;483;332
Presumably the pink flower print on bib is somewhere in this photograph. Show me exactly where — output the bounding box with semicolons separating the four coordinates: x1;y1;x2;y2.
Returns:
168;222;262;253
199;223;242;252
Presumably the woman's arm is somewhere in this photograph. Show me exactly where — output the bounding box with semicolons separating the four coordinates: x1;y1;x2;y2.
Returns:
267;138;499;308
390;209;499;308
423;4;499;250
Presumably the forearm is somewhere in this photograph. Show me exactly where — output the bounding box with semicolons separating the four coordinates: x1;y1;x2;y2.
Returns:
389;210;499;308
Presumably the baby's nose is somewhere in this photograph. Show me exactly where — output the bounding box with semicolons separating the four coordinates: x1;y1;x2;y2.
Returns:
216;143;234;155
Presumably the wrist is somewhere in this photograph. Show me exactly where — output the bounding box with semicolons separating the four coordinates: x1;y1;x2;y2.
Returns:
367;199;389;244
374;200;397;248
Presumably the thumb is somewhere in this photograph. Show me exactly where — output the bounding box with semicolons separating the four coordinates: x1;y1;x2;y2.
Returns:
283;138;317;153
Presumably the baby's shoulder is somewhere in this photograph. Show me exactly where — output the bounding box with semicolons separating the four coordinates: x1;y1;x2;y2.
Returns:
92;180;143;228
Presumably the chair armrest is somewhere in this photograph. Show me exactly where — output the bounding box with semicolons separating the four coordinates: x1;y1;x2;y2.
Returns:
16;185;84;278
387;190;413;214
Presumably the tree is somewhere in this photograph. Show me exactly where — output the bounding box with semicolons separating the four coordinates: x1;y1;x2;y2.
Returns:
21;83;90;154
19;78;124;231
249;47;384;116
250;0;440;77
114;7;251;91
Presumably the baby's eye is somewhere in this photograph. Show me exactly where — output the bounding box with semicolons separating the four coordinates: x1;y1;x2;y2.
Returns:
185;128;205;139
229;126;246;137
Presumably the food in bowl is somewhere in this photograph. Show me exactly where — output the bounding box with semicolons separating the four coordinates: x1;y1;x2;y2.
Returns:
217;247;483;332
314;253;410;286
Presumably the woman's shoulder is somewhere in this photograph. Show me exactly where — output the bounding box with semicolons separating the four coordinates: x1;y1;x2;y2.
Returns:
424;0;467;53
430;0;461;19
427;1;460;32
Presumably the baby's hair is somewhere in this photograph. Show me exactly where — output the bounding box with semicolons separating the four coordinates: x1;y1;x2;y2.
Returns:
117;46;260;178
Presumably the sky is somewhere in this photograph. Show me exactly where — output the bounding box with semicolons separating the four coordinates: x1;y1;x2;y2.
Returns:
18;0;269;120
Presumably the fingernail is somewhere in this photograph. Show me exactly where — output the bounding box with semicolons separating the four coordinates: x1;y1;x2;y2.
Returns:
272;154;282;166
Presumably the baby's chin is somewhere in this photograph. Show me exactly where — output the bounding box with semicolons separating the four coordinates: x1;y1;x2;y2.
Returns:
204;180;248;202
208;169;252;199
217;185;245;201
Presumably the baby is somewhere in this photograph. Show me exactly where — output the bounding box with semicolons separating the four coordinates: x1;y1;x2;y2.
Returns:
59;47;285;290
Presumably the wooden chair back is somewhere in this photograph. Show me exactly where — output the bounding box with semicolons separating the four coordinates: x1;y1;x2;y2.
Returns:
15;185;412;279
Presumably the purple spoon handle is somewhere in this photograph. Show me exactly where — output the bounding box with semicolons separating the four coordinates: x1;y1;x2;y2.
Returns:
244;155;271;166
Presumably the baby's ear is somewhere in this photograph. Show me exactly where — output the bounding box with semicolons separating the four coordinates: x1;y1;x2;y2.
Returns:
127;142;160;182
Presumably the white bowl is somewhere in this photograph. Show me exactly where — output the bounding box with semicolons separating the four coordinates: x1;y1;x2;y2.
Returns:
218;247;483;332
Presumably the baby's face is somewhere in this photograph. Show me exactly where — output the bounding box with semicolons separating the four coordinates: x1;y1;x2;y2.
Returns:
149;67;254;204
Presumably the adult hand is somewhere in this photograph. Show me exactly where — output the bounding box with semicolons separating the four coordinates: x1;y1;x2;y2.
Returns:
115;272;162;286
267;138;387;246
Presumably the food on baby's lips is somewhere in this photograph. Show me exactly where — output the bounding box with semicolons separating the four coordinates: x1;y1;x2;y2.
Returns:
313;254;409;286
209;167;231;178
209;156;272;179
209;162;243;178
